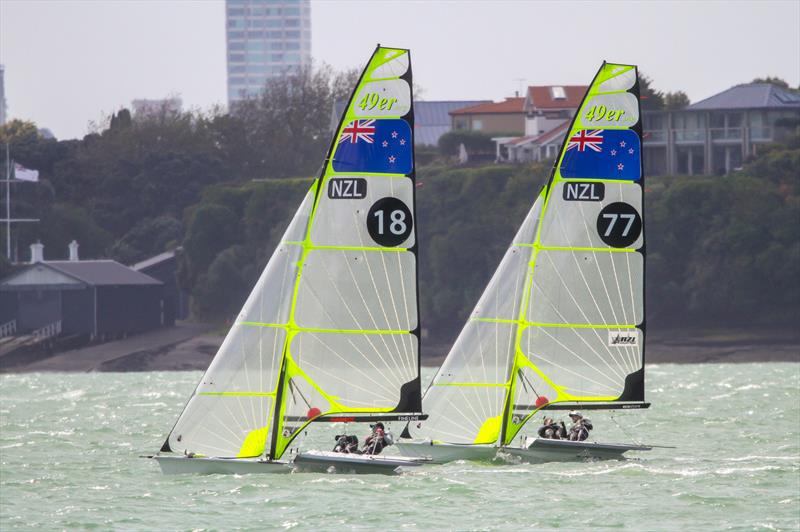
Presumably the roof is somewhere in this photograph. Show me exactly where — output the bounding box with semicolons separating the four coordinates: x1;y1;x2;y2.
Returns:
330;100;490;146
450;97;525;116
688;83;800;111
499;120;570;147
526;85;588;110
44;260;161;286
131;249;178;271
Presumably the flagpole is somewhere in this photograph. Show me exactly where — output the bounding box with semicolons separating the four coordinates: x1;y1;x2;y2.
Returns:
5;142;10;261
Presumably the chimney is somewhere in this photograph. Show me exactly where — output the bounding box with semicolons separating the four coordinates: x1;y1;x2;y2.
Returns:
29;242;44;263
515;90;520;98
68;240;79;261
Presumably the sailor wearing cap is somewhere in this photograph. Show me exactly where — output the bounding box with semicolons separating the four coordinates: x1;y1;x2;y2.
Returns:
567;411;593;441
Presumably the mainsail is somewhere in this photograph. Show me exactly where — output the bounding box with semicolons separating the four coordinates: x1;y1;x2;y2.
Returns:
411;62;645;448
162;46;421;461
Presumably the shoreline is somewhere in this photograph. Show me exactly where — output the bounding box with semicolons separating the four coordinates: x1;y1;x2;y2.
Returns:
1;326;797;373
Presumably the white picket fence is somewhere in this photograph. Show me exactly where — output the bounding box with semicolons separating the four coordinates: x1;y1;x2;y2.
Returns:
0;320;17;338
33;320;62;341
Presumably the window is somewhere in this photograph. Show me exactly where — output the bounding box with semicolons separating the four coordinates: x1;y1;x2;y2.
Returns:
229;42;245;51
284;18;300;27
266;19;282;27
285;42;300;50
473;119;483;130
550;86;566;99
285;30;300;39
229;53;245;62
247;30;264;39
270;42;283;50
228;30;245;39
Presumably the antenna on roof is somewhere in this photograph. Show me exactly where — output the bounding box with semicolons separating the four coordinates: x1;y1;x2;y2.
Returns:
513;78;526;98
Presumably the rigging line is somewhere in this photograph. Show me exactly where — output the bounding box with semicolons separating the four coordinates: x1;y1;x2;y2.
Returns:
288;378;312;410
300;357;395;403
518;367;540;398
531;329;620;393
351;227;405;370
430;374;489;435
312;254;405;388
440;385;487;434
365;200;408;373
604;184;638;371
238;319;259;429
305;331;398;399
471;323;493;423
206;407;251;445
385;177;416;379
576;202;636;374
337;248;407;387
538;251;626;381
575;199;633;374
528;290;623;385
355;199;414;380
289;277;400;396
624;248;641;369
610;410;644;446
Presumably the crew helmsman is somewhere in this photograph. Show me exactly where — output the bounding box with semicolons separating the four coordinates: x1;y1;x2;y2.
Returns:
363;422;394;455
567;411;593;441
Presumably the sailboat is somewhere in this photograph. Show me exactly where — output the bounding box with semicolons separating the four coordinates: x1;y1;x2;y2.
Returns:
152;45;427;474
396;62;652;463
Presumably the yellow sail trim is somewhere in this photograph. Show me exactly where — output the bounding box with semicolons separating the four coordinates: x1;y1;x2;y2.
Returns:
433;382;508;388
240;322;408;335
474;416;502;444
199;392;276;397
238;426;269;458
281;241;407;252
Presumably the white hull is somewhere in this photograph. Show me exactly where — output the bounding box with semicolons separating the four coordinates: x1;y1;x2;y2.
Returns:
153;455;292;475
293;450;427;474
500;438;652;463
394;440;497;464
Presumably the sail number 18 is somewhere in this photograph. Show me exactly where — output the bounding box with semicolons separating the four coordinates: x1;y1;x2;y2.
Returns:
367;197;413;247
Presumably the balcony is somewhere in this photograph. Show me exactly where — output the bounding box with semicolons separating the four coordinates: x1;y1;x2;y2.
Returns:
674;129;705;143
750;126;774;142
643;130;666;144
710;127;743;141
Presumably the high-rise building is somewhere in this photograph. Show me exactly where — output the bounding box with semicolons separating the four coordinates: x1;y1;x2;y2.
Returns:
226;0;311;104
0;65;7;126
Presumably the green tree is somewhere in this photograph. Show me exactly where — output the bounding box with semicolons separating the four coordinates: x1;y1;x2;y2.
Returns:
664;91;690;110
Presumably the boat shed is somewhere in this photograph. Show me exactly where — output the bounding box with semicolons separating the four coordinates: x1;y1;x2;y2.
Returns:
0;260;168;338
131;248;189;322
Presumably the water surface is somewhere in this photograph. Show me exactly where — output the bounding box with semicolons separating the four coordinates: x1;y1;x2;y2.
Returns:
1;364;798;530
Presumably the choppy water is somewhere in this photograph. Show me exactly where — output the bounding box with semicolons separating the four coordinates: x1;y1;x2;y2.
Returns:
1;364;798;531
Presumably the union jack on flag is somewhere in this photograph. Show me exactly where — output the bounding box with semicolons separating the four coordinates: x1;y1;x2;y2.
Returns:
339;119;376;144
567;130;603;152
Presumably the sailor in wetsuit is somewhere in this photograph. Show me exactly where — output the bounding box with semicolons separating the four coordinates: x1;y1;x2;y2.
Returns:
537;417;566;439
333;434;359;453
362;422;394;455
567;411;593;441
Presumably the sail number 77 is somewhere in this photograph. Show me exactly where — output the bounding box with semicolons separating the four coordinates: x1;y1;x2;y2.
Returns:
596;202;642;248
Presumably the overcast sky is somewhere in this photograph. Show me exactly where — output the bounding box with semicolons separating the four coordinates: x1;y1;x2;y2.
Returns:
1;0;798;139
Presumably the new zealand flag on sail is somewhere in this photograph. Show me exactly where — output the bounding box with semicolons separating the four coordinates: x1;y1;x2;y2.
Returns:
560;129;641;181
332;119;413;174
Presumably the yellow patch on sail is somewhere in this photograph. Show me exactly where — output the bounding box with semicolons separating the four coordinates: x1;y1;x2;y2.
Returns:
473;416;501;444
238;426;268;457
